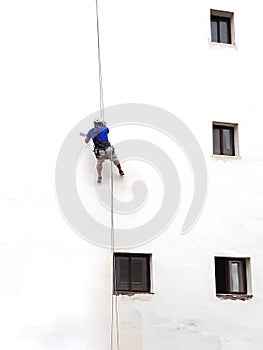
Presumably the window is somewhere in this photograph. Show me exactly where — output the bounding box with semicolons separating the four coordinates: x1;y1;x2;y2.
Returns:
210;10;234;44
215;257;250;295
213;122;238;156
114;253;151;293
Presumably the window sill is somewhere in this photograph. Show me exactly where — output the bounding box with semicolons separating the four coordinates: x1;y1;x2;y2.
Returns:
114;291;154;297
216;294;253;301
208;40;237;50
211;154;241;161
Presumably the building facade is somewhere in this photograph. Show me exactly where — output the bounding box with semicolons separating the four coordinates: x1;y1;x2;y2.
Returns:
1;0;263;349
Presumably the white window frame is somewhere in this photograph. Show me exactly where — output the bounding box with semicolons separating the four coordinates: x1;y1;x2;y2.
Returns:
212;121;240;159
214;256;253;301
210;9;236;47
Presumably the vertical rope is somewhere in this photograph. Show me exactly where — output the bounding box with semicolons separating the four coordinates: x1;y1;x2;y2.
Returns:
110;150;114;349
95;0;104;121
110;148;120;350
94;1;119;348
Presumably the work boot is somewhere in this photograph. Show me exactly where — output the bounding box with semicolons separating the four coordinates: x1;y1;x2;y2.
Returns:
119;169;125;176
97;176;102;183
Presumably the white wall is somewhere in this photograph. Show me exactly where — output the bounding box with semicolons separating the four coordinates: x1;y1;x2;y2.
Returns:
1;0;263;349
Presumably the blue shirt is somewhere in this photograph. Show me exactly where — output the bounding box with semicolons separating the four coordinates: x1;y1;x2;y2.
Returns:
87;126;110;146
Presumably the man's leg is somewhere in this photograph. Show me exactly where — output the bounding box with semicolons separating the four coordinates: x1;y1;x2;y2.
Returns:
114;159;124;176
110;147;124;176
96;154;104;183
97;163;102;177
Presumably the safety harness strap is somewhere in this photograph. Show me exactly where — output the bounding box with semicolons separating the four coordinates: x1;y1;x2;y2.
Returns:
91;127;111;157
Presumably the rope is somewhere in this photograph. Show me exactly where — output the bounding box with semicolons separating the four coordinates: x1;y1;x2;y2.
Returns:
110;148;120;350
95;0;104;121
110;150;114;349
94;1;120;348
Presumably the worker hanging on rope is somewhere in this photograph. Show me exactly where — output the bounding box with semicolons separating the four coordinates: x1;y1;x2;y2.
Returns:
85;117;125;183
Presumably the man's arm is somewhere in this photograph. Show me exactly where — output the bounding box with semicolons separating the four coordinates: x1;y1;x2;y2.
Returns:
85;137;91;144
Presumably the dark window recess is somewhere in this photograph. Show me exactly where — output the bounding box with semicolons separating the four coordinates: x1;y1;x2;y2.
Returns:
211;15;231;44
215;257;247;294
114;254;150;293
213;125;235;156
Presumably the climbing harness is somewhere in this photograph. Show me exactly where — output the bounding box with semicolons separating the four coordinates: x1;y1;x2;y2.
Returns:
90;126;111;158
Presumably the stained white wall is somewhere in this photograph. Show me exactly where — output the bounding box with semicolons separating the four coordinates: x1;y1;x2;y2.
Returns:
1;0;263;349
